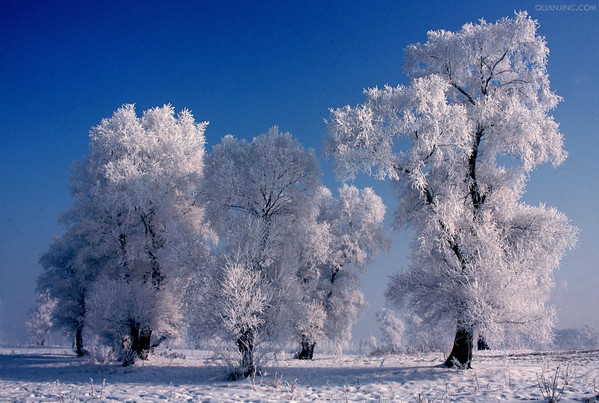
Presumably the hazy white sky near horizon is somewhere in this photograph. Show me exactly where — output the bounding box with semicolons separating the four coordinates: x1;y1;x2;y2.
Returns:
1;0;597;344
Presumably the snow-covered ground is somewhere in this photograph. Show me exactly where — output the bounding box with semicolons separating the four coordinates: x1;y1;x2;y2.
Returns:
1;347;598;402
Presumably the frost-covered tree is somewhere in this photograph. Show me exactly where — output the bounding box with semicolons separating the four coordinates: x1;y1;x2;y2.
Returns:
321;185;388;352
296;185;389;358
293;299;327;359
53;104;211;364
196;128;322;377
37;230;89;355
203;252;270;379
375;308;404;354
326;13;577;368
554;326;599;350
26;290;58;346
85;276;182;365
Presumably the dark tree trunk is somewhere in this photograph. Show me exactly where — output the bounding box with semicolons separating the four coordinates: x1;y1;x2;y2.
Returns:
296;338;316;360
75;325;86;357
75;292;87;357
235;329;256;379
444;325;474;368
130;325;140;356
130;325;152;362
138;328;152;359
477;335;490;351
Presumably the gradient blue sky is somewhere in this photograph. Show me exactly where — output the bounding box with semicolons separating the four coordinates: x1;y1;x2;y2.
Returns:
1;0;597;343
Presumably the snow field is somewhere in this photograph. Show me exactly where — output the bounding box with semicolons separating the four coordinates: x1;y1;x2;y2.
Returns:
1;348;598;402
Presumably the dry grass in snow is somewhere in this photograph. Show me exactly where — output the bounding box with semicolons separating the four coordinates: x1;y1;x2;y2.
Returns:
1;347;598;402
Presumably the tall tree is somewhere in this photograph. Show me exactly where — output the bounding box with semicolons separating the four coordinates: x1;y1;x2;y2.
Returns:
37;230;90;356
326;13;576;368
295;185;389;358
54;104;210;364
196;128;322;378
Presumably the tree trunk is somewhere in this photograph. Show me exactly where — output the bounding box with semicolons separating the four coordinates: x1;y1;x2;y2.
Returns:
75;325;86;357
444;325;474;368
130;324;152;361
235;329;256;379
477;335;490;351
297;337;316;360
138;328;152;360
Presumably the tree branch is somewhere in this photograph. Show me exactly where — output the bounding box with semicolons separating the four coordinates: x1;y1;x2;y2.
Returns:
451;83;476;106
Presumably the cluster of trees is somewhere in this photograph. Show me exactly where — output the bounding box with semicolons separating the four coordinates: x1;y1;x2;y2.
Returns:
33;106;388;375
33;12;576;372
554;326;599;350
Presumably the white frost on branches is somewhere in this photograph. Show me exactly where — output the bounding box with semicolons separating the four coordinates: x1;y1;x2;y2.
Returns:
216;255;269;343
326;12;577;350
315;185;389;352
40;104;212;362
26;290;58;346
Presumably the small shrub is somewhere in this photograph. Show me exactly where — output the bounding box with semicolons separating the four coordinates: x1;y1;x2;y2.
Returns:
537;364;572;403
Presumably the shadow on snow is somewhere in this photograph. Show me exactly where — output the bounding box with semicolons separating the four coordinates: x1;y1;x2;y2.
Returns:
0;352;449;387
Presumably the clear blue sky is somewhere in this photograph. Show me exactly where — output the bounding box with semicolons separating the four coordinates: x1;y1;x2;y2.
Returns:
1;0;597;344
